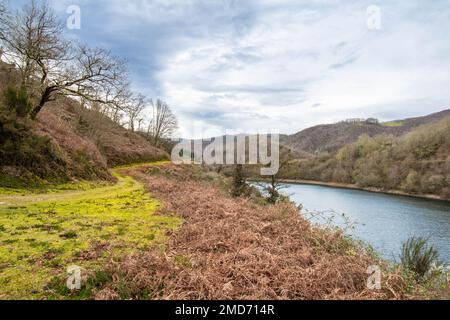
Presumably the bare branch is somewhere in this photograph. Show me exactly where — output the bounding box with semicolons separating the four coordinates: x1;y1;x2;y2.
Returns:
123;92;147;132
0;1;130;119
148;99;178;146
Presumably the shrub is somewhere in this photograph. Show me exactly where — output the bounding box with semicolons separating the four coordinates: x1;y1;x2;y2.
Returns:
231;164;248;197
0;87;67;179
400;237;440;280
402;171;420;193
423;175;446;193
3;86;33;118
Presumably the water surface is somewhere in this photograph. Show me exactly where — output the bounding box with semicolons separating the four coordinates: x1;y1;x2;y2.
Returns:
283;183;450;263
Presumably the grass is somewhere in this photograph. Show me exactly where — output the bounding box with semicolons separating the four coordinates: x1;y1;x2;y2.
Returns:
114;160;171;170
382;120;405;127
401;236;440;280
0;165;181;300
0;175;113;195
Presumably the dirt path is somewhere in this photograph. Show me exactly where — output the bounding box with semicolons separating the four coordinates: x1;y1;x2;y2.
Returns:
0;161;171;207
0;172;129;207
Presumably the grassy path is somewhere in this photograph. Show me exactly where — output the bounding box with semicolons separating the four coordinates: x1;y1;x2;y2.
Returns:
0;163;180;299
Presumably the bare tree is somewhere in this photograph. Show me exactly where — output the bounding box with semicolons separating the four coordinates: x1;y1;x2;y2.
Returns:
0;1;6;27
0;1;66;88
137;117;145;132
0;1;8;60
147;99;178;146
124;93;146;132
0;1;128;119
102;82;132;125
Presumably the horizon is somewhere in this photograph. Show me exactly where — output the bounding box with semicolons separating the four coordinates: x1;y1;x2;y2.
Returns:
181;107;450;139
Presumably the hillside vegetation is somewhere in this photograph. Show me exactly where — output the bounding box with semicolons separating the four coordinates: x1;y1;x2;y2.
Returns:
0;0;174;188
0;62;168;188
283;116;450;199
282;110;450;155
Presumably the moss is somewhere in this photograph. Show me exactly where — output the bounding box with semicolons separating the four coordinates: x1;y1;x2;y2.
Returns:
0;168;181;299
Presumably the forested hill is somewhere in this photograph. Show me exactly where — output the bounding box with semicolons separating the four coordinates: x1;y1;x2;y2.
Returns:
282;109;450;155
281;115;450;200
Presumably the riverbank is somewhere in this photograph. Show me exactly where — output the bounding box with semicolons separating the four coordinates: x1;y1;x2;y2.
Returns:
93;163;412;300
255;178;450;203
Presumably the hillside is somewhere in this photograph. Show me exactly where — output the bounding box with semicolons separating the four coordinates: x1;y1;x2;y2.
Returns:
282;110;450;155
280;116;450;199
0;63;168;187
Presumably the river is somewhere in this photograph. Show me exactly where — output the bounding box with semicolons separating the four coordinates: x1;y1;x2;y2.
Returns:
282;183;450;263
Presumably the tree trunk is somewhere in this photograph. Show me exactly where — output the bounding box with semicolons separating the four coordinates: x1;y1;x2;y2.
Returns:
30;88;52;119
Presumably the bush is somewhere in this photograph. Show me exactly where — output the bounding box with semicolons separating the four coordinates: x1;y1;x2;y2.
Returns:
0;87;67;179
400;237;440;280
3;85;33;118
423;175;446;193
231;165;251;197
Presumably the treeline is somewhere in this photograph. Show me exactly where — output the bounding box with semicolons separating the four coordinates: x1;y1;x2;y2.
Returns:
282;117;450;199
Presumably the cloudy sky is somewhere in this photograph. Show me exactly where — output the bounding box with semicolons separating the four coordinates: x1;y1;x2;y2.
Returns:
10;0;450;138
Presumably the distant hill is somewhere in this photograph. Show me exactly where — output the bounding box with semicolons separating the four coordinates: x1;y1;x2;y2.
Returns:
281;109;450;155
280;115;450;199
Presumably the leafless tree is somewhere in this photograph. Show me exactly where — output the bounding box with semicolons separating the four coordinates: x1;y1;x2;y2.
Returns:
0;1;8;59
125;93;146;132
147;99;178;146
137;117;145;132
0;1;6;26
0;1;128;119
0;1;66;88
100;82;133;125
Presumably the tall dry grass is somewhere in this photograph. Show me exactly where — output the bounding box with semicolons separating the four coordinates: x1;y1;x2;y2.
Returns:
95;165;408;300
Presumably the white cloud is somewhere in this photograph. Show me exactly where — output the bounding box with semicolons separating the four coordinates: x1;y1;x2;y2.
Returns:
43;0;450;137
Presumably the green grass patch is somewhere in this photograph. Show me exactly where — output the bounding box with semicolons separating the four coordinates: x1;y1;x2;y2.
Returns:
0;175;113;196
382;120;405;127
114;160;171;170
0;170;181;299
